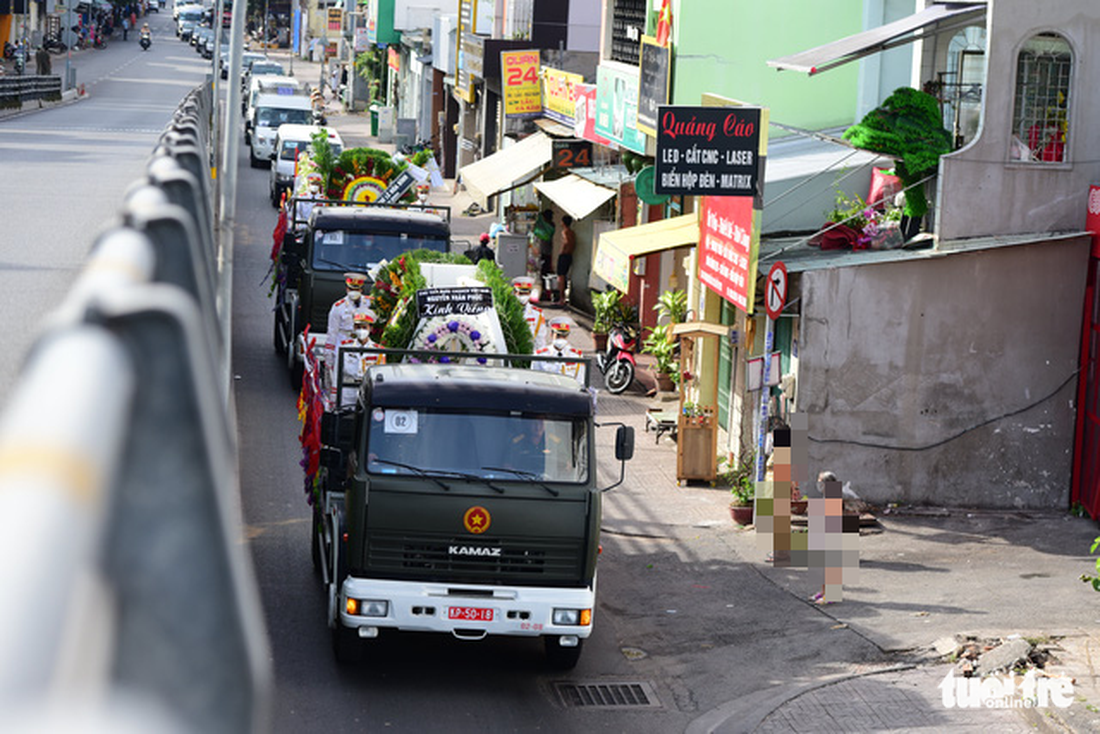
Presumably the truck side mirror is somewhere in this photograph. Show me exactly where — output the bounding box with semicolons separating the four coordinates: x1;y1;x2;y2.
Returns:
615;425;634;461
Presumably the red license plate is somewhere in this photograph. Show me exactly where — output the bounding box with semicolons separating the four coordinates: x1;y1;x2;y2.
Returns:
448;606;494;622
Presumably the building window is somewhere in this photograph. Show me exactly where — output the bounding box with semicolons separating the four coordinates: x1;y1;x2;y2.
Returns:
1010;33;1072;163
609;0;646;66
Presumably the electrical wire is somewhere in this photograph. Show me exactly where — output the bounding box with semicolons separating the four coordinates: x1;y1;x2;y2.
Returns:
807;369;1080;452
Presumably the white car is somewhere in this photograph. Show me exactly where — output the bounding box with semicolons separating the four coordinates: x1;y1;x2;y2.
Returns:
244;75;305;142
249;94;314;167
268;125;344;206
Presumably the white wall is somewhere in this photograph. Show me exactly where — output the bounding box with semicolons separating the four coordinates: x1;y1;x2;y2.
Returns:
936;0;1100;240
395;0;459;31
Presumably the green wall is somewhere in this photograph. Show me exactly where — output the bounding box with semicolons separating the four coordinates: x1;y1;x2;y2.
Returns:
670;0;865;133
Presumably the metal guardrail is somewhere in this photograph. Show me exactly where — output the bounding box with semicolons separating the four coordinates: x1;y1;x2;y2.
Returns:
0;74;62;106
0;84;270;732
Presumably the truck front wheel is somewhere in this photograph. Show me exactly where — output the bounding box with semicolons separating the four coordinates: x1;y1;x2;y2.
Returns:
332;622;363;664
544;636;584;670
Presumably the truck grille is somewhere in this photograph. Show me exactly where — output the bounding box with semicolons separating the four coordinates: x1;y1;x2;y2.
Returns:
365;532;584;586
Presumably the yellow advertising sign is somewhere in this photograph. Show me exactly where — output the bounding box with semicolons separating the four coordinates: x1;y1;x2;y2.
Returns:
501;50;542;118
542;67;583;125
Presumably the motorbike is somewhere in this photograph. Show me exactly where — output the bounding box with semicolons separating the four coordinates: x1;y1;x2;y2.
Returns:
596;322;638;394
12;45;24;75
139;34;151;50
3;41;14;59
44;33;67;54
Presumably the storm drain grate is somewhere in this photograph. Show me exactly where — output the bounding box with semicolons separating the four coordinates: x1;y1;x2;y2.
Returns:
555;681;661;708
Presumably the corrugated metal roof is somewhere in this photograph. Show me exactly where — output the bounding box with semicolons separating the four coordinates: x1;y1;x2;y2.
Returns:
760;231;1090;274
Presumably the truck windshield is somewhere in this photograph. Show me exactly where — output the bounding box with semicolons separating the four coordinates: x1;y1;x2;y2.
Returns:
312;230;448;271
280;141;343;161
366;409;588;484
256;107;311;127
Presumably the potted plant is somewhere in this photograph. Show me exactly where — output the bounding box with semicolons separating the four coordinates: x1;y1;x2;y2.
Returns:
842;87;953;238
654;289;688;328
642;327;679;392
719;452;756;525
590;289;623;352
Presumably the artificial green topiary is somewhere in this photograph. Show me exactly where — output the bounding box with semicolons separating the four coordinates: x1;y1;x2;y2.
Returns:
842;87;952;219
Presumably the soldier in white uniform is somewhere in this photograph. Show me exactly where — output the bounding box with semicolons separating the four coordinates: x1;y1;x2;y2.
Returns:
534;317;584;384
324;272;375;397
331;311;381;408
512;276;546;350
293;173;324;229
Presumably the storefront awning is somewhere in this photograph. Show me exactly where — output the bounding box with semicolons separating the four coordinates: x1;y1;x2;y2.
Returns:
594;212;699;292
460;132;553;205
767;2;986;75
533;175;616;222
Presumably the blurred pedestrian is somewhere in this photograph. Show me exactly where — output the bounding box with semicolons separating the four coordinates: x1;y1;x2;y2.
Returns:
35;45;51;75
122;16;129;40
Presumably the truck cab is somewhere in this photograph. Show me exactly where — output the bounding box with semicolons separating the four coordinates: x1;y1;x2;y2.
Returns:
312;359;633;668
273;203;451;387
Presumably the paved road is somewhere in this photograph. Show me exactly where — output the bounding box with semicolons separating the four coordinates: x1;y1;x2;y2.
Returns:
0;9;207;400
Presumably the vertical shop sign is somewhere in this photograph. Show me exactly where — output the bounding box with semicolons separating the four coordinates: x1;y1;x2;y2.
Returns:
594;64;647;154
699;195;759;313
327;8;342;32
501;50;542;118
542;67;583;125
387;46;400;72
636;36;671;136
455;0;475;103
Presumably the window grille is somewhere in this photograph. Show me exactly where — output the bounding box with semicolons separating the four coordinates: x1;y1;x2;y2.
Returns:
505;0;533;41
1010;33;1072;163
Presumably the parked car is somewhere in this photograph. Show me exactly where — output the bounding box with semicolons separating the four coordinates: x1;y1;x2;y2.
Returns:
268;124;344;206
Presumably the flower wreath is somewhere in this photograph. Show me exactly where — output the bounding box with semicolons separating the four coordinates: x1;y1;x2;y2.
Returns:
409;315;491;364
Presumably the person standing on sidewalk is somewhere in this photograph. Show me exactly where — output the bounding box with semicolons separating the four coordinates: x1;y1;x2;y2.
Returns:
532;209;555;277
35;46;51;76
556;214;575;287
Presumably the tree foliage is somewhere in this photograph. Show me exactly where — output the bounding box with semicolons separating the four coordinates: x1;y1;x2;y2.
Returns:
842;87;952;218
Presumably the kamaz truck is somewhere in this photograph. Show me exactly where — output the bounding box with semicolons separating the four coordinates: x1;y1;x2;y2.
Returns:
310;351;634;669
272;200;451;387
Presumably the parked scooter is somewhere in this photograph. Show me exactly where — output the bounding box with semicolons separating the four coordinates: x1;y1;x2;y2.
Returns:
596;322;638;394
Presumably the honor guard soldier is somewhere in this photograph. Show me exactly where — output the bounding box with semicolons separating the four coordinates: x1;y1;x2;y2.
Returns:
332;311;381;408
324;273;375;391
535;317;583;383
511;276;546;350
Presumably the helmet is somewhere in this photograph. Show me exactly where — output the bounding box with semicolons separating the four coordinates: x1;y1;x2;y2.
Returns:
344;272;368;290
548;318;571;337
479;233;490;244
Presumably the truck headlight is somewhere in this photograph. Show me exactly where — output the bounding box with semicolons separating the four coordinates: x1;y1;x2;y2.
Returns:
552;608;591;626
346;598;388;617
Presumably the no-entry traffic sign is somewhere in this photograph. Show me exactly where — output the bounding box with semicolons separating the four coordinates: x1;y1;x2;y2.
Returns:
765;261;787;320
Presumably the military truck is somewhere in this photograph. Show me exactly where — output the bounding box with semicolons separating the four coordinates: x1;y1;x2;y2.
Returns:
272;200;451;387
310;349;633;669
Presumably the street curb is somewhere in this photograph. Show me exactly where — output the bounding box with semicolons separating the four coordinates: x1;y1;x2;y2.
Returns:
684;663;916;734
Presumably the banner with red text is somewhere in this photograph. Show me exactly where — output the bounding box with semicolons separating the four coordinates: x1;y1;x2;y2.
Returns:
699;195;759;313
501;50;541;118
